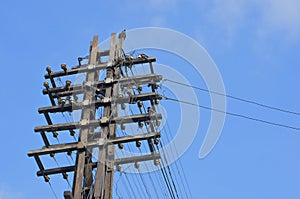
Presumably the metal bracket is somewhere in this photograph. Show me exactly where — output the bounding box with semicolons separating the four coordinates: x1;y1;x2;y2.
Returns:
99;117;109;124
80;119;88;126
104;77;113;84
77;142;85;150
84;81;93;87
102;97;111;103
82;100;90;106
87;64;96;70
107;61;113;67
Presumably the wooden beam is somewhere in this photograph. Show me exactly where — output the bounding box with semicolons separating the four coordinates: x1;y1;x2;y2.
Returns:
114;153;161;165
73;35;99;199
28;142;84;157
44;57;156;79
37;153;161;176
94;33;117;199
42;74;162;96
34;113;162;132
28;132;160;157
40;131;50;147
38;93;162;114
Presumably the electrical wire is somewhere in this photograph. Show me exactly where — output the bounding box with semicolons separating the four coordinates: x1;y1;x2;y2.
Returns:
164;96;300;131
164;78;300;116
165;120;193;198
48;182;59;199
126;64;184;199
158;101;194;199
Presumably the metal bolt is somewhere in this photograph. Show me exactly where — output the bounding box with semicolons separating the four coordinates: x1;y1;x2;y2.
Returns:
46;66;52;74
154;159;160;166
137;86;142;92
138;121;143;128
121;103;126;110
137;101;143;108
136;141;141;148
121;123;126;131
62;172;68;180
66;80;71;87
44;175;50;182
52;132;58;138
134;162;140;169
118;143;124;150
61;64;67;72
116;165;121;172
70;130;75;136
43;82;49;89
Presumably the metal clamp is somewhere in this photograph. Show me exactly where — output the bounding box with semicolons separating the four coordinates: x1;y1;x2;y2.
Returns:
99;117;109;124
87;64;96;70
104;77;113;84
102;97;111;103
80;119;88;126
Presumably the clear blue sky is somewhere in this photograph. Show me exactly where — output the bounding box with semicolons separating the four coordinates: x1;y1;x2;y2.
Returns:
1;0;300;198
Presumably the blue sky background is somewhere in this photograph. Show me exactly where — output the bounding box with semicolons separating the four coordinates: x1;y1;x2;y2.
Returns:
1;0;300;198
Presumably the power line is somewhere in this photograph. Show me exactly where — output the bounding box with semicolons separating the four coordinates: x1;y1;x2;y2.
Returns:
163;79;300;116
48;182;59;199
164;96;300;131
159;101;194;199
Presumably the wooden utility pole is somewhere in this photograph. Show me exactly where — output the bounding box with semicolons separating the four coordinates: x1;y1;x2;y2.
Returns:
28;31;162;199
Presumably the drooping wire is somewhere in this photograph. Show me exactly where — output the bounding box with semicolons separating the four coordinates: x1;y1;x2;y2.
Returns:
114;172;123;199
48;182;59;199
163;78;300;116
126;64;182;199
161;102;193;198
158;99;194;198
119;71;167;198
164;96;300;131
